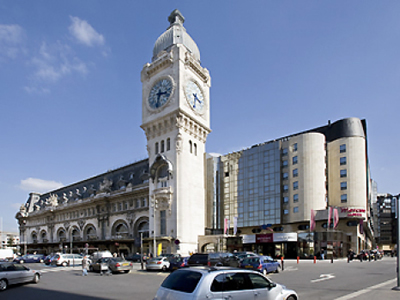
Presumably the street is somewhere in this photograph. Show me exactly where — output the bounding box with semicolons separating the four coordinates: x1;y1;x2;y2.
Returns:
0;257;398;299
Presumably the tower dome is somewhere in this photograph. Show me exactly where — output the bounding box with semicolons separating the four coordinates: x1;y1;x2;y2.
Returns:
152;9;200;62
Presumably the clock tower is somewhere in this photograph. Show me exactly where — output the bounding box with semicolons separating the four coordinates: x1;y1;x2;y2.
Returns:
140;10;211;255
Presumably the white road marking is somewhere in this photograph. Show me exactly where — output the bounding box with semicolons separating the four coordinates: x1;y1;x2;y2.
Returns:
311;273;335;283
334;278;397;300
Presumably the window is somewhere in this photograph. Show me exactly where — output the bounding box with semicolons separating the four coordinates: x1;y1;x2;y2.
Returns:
194;143;197;156
282;160;288;167
167;138;170;151
341;182;347;190
161;140;165;153
142;198;147;207
189;141;192;153
293;194;299;202
283;172;288;180
282;148;288;156
284;209;289;215
160;210;166;235
293;207;299;213
293;143;298;152
340;144;346;153
283;196;289;203
340;157;346;165
341;194;347;203
293;181;298;190
293;168;298;177
292;156;298;165
155;142;159;154
340;169;347;178
283;185;289;192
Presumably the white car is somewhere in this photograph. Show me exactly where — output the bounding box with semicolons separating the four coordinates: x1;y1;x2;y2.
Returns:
51;253;86;266
146;256;170;272
154;266;298;300
0;262;41;291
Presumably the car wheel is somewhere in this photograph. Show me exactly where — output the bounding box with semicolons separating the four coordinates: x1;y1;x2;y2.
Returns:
263;269;267;276
0;279;7;291
162;265;167;272
62;261;68;267
33;274;40;284
19;260;24;264
286;295;296;300
275;266;279;273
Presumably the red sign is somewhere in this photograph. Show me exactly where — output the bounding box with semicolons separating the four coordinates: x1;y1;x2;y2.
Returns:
256;234;273;243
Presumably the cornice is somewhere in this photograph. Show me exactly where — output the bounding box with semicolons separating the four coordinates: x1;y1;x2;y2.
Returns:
141;51;173;82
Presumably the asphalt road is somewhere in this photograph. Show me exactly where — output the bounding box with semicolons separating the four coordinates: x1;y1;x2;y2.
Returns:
1;257;399;299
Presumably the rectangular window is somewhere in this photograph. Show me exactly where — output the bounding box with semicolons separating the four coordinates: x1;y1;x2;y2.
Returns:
292;156;298;165
283;172;288;180
155;142;159;154
293;168;298;177
341;194;347;203
341;182;347;190
293;207;299;213
282;160;288;167
282;148;288;156
340;169;347;178
340;157;347;165
293;194;299;202
167;138;170;151
284;209;289;215
283;185;289;192
293;143;298;152
160;210;166;235
340;144;346;153
283;196;289;203
293;181;298;190
161;140;165;153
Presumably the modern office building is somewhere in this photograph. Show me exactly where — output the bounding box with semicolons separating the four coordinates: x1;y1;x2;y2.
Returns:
16;10;374;258
376;193;398;255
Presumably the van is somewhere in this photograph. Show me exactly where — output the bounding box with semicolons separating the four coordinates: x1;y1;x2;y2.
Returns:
0;249;14;261
90;250;112;262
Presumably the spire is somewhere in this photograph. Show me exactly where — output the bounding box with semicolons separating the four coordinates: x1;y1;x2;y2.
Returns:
168;9;185;26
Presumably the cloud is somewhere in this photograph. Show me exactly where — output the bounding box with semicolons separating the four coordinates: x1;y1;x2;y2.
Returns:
0;24;26;60
19;177;64;193
29;41;88;83
69;16;105;47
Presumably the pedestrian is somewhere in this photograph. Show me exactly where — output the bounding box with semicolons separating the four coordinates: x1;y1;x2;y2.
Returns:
82;255;89;276
321;249;325;260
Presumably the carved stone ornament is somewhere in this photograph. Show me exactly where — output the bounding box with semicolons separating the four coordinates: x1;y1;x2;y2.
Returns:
46;194;59;208
19;204;27;214
99;178;113;192
78;219;86;230
62;193;69;204
64;222;70;231
176;133;182;154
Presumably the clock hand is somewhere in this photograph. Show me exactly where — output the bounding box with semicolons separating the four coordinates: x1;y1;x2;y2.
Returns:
192;93;202;108
156;89;167;107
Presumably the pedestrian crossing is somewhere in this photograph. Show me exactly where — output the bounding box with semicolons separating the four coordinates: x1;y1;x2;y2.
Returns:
40;266;80;274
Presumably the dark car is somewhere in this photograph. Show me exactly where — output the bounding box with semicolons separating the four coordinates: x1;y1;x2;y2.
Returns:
13;254;45;264
44;253;58;265
188;253;239;268
168;256;189;271
89;257;132;274
125;254;143;262
239;255;280;275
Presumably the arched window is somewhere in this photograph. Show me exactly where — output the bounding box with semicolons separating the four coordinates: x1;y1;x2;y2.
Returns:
161;140;165;153
32;232;37;243
194;143;197;156
166;138;170;151
72;228;80;241
189;141;192;153
58;230;66;241
86;226;97;240
138;221;149;238
157;164;169;188
115;223;129;239
155;142;159;154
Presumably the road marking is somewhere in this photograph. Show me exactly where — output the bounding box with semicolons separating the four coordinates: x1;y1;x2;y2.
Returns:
311;273;335;283
334;278;397;300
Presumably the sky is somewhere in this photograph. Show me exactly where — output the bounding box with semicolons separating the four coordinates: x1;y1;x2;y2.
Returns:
1;1;399;233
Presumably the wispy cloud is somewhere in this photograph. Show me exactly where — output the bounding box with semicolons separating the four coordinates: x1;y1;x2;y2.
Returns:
69;16;105;47
19;177;64;193
0;24;26;60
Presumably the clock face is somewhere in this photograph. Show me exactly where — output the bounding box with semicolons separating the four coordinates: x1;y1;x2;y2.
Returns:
148;79;173;109
185;80;204;112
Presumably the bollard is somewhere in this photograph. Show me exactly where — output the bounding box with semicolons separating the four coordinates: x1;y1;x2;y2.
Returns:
331;256;333;263
281;256;284;271
314;256;316;264
297;256;299;264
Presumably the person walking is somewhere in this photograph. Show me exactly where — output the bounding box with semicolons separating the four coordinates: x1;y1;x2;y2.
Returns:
82;255;89;276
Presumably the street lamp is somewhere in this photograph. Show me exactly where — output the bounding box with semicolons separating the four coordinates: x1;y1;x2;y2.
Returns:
151;198;158;257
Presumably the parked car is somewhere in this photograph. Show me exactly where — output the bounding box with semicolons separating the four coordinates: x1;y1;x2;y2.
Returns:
51;253;85;266
125;253;144;262
89;250;113;262
146;256;170;272
0;262;41;291
89;257;132;274
188;253;240;268
356;250;370;261
13;254;45;264
168;256;189;271
44;253;58;265
154;267;298;300
239;255;280;275
234;252;259;262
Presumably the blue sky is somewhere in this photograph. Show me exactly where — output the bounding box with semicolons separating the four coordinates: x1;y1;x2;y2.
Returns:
1;1;399;232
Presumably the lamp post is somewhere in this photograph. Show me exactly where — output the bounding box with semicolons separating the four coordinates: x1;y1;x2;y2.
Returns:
151;198;158;257
395;194;400;290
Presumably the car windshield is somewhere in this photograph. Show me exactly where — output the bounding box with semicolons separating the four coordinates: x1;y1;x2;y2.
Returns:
161;270;203;293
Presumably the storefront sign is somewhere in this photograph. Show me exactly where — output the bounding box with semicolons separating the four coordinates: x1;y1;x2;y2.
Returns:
242;234;256;244
273;233;298;242
340;207;366;218
256;234;273;243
